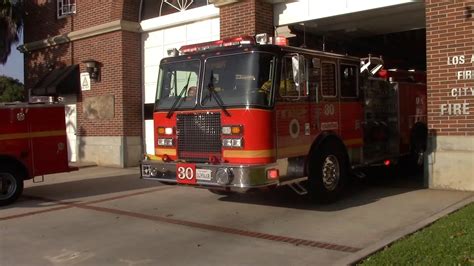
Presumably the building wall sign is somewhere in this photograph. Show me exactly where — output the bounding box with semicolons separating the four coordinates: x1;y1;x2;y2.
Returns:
440;54;474;116
83;95;115;120
80;72;91;91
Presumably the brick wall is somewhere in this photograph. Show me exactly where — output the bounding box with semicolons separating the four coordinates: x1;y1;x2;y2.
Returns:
120;31;143;137
24;0;142;138
24;0;141;42
426;0;474;136
75;31;127;137
220;0;273;39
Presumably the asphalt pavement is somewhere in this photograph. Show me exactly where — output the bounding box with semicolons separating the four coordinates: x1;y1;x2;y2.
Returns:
1;166;472;265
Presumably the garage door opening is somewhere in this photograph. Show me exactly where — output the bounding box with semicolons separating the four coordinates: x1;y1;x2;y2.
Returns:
279;25;427;189
286;28;426;71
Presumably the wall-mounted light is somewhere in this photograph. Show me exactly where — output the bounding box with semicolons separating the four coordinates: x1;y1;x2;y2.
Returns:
83;59;100;81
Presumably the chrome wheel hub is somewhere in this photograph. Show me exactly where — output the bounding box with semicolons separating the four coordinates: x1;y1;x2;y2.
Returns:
322;155;340;191
0;173;17;200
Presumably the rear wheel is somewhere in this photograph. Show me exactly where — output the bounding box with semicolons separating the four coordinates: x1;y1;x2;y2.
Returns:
0;168;24;206
307;140;348;203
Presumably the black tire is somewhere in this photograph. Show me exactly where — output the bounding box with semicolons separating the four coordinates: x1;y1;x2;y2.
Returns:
0;167;24;206
307;140;348;203
208;188;234;196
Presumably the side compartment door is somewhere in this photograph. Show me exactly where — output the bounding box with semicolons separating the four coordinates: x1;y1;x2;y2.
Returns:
29;106;70;176
0;107;32;174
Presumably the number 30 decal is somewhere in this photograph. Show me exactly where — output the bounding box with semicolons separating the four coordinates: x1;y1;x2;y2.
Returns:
177;166;194;180
324;104;335;116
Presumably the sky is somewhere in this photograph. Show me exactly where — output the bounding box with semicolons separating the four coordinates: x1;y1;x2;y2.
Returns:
0;34;24;82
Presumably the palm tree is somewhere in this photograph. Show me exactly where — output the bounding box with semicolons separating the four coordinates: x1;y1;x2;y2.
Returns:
0;0;23;64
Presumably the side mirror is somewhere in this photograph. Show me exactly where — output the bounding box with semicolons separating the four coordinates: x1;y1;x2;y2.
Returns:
292;55;300;87
292;54;306;94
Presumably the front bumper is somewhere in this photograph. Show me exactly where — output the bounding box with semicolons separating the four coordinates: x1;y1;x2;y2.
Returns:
140;159;278;192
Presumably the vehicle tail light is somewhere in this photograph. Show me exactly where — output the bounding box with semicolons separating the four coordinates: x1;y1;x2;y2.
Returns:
267;169;279;180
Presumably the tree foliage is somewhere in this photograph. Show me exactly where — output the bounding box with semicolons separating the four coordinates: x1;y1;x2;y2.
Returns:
0;0;23;64
0;75;24;102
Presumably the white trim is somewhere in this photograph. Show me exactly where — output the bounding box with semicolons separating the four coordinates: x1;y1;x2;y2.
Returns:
274;0;424;26
141;5;219;33
18;20;140;53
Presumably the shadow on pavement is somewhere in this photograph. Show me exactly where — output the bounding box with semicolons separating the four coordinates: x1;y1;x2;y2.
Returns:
2;173;163;210
218;166;425;211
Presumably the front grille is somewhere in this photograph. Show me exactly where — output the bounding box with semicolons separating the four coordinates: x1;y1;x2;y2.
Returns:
177;113;222;162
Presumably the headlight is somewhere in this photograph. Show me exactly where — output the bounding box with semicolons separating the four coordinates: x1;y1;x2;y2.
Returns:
222;138;243;148
222;139;233;147
157;138;174;146
157;127;174;135
222;125;242;135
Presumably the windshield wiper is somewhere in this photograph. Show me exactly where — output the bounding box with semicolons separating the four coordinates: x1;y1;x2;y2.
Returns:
205;71;230;117
166;72;192;119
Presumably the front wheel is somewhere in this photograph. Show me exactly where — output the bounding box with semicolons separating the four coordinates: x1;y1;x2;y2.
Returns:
0;169;24;206
307;141;348;203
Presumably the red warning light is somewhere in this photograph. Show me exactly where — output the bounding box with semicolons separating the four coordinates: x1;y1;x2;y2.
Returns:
275;36;288;46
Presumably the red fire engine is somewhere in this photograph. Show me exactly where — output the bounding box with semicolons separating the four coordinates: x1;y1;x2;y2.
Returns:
0;103;74;206
141;35;427;202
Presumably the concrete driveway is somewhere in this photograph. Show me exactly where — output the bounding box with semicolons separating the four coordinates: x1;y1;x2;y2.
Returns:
1;167;472;265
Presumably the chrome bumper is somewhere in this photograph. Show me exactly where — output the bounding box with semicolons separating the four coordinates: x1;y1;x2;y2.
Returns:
140;160;279;192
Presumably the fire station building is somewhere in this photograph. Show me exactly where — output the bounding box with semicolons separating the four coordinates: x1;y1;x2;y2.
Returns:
19;0;473;191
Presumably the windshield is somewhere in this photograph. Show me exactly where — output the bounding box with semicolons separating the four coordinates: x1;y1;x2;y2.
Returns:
201;53;275;108
155;60;200;110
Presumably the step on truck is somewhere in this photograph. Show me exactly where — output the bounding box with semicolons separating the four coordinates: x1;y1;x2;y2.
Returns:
0;102;75;206
140;34;427;202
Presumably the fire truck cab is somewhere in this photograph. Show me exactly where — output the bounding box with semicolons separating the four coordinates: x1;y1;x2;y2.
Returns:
141;35;427;202
0;103;73;206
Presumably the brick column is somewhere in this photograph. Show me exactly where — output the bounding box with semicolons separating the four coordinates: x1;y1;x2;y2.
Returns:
219;0;274;39
425;0;474;190
23;0;142;167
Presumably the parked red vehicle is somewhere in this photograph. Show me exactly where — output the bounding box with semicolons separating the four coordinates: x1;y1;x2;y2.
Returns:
140;35;427;202
0;103;74;206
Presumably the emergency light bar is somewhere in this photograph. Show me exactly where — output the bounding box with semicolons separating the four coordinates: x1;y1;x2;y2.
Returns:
179;36;255;54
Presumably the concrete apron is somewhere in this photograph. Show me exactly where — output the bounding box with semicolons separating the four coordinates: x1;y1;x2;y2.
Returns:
1;167;473;265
